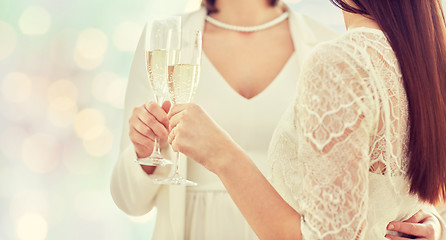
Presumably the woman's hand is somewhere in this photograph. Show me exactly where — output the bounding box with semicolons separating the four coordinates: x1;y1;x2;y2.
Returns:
167;103;240;174
385;210;440;240
129;101;171;158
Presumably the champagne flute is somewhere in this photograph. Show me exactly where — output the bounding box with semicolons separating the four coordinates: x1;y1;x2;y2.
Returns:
137;15;181;166
153;30;202;186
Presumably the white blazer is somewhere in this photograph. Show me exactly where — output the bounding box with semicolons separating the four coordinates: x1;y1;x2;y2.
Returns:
110;6;445;240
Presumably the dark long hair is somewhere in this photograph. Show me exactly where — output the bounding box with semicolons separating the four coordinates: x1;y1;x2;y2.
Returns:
330;0;446;204
202;0;280;13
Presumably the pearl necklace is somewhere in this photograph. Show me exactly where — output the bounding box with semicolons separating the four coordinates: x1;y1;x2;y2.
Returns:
206;12;289;33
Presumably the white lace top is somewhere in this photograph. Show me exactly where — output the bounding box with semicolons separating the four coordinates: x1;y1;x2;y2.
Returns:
268;27;435;239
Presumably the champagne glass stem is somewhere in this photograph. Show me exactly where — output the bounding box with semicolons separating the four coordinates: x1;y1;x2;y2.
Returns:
173;152;181;176
153;137;162;155
137;125;172;166
153;151;197;186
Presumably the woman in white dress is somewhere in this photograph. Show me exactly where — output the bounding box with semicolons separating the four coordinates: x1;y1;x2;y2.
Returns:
162;0;446;239
110;0;444;239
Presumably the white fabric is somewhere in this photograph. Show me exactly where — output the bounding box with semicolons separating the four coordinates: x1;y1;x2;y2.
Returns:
184;24;301;239
111;5;339;240
440;205;446;221
185;190;258;240
267;27;446;239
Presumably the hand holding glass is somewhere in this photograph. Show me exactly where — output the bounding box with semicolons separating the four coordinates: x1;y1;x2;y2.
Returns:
154;30;202;186
137;16;180;166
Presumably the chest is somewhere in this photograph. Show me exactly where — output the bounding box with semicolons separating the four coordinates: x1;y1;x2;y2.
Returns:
193;48;299;154
202;21;294;99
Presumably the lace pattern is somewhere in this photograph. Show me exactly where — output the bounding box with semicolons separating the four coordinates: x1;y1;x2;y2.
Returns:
268;28;410;239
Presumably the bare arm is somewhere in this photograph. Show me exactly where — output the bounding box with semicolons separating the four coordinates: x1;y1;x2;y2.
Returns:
168;104;301;240
167;43;375;239
217;147;302;240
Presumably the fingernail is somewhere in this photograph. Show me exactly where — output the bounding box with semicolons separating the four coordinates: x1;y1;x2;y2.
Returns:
384;235;391;239
387;224;394;230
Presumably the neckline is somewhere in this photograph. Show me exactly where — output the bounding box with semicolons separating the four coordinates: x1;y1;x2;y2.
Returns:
202;51;297;101
197;6;300;101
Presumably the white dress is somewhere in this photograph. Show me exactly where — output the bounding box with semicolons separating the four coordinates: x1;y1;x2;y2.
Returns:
184;6;328;239
184;46;301;239
267;27;445;239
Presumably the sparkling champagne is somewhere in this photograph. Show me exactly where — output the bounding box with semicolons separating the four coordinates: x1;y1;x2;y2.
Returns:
146;49;179;103
168;64;200;104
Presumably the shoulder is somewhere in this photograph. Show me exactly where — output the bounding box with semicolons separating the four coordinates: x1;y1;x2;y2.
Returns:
300;31;381;108
298;33;379;119
300;31;376;97
308;28;389;69
304;30;374;69
304;40;354;70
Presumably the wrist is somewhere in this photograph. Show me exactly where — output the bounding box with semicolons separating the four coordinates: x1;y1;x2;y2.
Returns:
213;144;251;177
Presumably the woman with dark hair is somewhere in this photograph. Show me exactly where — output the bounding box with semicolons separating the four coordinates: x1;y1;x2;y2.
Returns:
163;0;446;239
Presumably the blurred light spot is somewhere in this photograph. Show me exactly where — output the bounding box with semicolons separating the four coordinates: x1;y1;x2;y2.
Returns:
0;101;26;122
47;80;79;127
16;213;48;240
0;21;17;60
1;72;32;103
76;29;107;59
284;0;302;2
91;72;127;108
0;167;12;198
106;76;126;109
47;79;78;102
49;28;76;67
73;50;103;70
46;193;65;225
113;21;141;51
62;143;101;175
22;76;50;120
18;6;51;35
128;207;157;223
74;108;105;140
0;126;28;161
74;190;106;221
10;190;49;221
91;72;118;102
48;97;78;128
21;133;59;174
82;127;113;157
74;28;107;70
30;76;51;93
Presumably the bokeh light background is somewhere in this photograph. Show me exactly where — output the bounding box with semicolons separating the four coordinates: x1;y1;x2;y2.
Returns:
0;0;444;239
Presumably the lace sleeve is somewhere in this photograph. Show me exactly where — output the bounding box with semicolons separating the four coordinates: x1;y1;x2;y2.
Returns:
295;43;378;239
